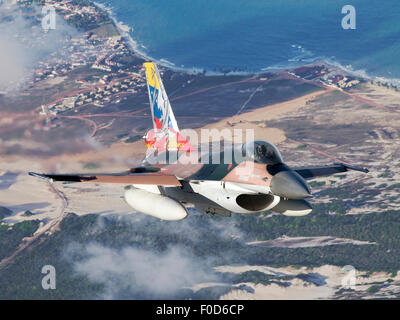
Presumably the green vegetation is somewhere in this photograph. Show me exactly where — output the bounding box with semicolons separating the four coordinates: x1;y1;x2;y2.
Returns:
0;198;399;299
65;1;112;32
90;23;119;38
367;285;380;294
387;183;400;190
0;219;40;262
232;271;275;285
231;270;291;286
0;213;244;299
296;144;307;150
319;200;347;215
378;171;393;178
235;208;400;273
309;181;326;188
0;214;104;299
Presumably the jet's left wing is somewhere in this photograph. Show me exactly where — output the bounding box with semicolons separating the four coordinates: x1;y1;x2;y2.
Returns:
293;163;369;180
29;171;181;186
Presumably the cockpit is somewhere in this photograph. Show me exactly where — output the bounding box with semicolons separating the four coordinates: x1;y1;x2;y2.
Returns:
241;140;283;165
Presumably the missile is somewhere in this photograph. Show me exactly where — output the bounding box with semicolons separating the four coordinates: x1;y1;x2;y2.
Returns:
124;188;188;221
271;198;312;216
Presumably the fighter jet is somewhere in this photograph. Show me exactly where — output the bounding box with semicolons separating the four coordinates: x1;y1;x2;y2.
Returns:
30;62;368;221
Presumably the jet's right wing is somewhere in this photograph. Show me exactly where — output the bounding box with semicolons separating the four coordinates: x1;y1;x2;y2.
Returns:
293;163;369;180
29;171;181;186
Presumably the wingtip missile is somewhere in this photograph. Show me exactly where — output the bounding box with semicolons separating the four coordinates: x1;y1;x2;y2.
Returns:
334;163;369;174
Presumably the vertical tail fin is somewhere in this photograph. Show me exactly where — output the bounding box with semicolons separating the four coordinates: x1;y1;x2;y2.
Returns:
143;62;194;152
144;62;179;133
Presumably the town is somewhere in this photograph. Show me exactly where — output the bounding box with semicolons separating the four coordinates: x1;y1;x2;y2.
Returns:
2;0;149;115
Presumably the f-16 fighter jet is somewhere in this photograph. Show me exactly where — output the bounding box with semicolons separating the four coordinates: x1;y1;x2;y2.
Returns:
30;62;368;220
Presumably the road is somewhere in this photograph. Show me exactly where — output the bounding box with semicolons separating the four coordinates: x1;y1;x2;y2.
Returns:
0;180;68;270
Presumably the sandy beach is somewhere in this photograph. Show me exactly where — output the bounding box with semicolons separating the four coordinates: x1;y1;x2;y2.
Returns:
201;89;328;144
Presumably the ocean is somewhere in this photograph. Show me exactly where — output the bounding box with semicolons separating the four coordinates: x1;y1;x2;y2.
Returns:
94;0;400;82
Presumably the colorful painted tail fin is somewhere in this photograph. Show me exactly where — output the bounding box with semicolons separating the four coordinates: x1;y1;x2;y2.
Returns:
143;62;194;152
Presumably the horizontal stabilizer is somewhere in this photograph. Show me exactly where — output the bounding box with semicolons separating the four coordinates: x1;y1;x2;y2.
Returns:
293;163;369;180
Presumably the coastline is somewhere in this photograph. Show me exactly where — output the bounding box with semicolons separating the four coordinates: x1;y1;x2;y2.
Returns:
89;2;360;78
90;1;400;86
92;1;206;75
92;1;146;61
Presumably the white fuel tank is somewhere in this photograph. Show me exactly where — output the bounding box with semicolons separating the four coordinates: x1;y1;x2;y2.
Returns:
124;188;188;221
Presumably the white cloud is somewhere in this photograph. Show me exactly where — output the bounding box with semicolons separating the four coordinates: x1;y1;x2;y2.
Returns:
0;4;77;92
69;242;217;299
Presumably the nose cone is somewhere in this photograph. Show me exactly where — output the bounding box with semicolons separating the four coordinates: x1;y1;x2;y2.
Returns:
270;170;311;199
